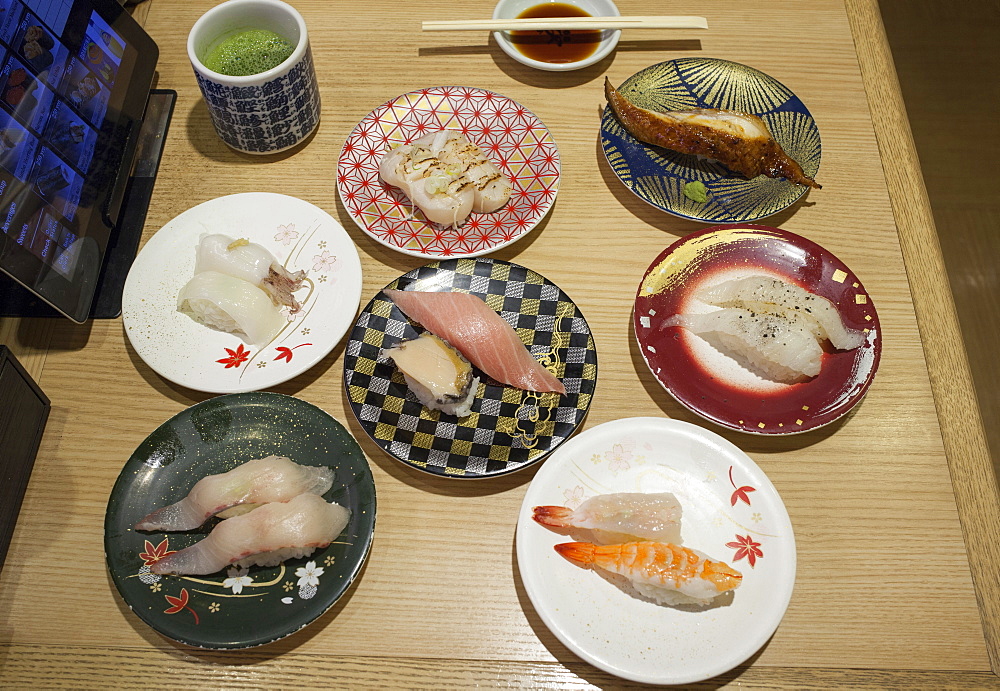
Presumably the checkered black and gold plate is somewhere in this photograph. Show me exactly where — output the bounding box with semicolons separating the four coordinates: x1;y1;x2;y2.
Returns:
343;258;598;479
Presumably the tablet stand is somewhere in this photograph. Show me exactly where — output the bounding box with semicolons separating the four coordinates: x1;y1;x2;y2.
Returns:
0;89;176;319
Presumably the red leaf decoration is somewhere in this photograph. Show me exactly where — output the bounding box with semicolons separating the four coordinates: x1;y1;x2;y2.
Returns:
728;466;757;506
139;538;175;565
274;346;293;363
216;344;250;368
726;534;764;568
163;588;190;614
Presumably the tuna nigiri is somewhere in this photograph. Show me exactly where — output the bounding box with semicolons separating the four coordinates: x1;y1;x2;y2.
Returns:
135;456;334;532
555;540;742;606
533;492;683;544
150;493;350;575
383;289;565;395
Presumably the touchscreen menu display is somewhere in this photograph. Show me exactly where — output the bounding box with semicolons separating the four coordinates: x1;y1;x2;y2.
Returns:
0;0;150;321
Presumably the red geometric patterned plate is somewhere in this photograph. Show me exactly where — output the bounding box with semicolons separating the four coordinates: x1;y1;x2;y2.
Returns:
337;86;560;258
634;225;881;435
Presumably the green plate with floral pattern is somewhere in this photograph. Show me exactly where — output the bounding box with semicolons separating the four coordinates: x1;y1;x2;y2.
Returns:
104;392;376;649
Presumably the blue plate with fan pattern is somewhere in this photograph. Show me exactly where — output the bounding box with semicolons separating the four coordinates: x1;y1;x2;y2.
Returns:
601;58;821;223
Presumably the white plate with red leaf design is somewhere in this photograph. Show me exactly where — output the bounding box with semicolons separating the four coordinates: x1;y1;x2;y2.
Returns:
337;86;560;258
516;417;796;685
122;193;363;394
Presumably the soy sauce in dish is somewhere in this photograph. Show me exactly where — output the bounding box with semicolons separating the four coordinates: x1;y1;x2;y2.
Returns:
509;3;604;64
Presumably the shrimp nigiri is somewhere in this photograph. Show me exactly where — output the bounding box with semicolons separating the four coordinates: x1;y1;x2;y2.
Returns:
555;541;742;606
135;456;334;532
533;492;683;544
151;493;351;575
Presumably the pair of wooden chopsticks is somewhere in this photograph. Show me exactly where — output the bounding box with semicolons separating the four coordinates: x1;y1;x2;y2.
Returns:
422;16;709;32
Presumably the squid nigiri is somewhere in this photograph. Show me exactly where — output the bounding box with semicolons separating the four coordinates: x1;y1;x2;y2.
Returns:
195;234;307;313
379;130;512;228
135;456;334;532
533;492;683;544
604;78;820;189
177;270;286;346
150;493;350;575
383;288;565;394
555;540;742;606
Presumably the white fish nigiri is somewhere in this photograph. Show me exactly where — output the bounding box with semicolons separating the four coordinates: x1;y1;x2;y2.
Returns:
698;275;864;350
533;492;683;544
135;456;334;531
665;308;823;382
379;130;511;228
195;234;307;313
150;493;350;575
177;270;285;346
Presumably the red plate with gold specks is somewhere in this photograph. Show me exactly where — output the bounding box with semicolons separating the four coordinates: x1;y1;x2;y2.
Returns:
633;225;881;435
337;86;560;259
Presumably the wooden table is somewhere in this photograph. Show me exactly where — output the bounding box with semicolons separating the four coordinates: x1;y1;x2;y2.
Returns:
2;0;998;686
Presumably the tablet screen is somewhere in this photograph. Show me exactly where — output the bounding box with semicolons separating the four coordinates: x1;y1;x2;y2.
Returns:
0;0;157;322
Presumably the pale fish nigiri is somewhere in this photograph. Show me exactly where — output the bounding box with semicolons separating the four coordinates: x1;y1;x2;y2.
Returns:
150;493;351;575
697;274;864;350
177;270;285;346
383;289;566;395
135;456;334;531
664;308;822;383
533;492;683;544
195;234;307;313
555;540;742;606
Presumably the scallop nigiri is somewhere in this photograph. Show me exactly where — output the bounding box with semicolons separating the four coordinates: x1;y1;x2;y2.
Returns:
698;275;864;350
379;130;511;228
383;288;565;394
135;456;334;532
555;540;742;606
150;493;350;575
177;270;285;346
665;308;823;382
604;77;820;189
195;234;307;313
533;492;683;544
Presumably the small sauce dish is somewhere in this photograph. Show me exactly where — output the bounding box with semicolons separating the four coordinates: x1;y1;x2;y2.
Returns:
492;0;620;71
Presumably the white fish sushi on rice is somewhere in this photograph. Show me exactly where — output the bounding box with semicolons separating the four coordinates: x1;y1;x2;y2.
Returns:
177;270;285;346
150;493;351;576
135;456;334;532
698;274;864;350
665;309;823;383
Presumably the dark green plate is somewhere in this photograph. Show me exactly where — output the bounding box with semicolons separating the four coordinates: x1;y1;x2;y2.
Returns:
104;392;376;649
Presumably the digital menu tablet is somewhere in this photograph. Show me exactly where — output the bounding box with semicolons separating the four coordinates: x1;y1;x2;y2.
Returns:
0;0;158;323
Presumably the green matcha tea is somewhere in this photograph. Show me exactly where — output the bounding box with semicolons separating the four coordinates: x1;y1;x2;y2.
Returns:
203;28;294;76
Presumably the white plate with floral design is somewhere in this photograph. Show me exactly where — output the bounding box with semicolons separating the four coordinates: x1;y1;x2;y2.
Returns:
337;86;560;258
123;193;363;393
516;417;796;684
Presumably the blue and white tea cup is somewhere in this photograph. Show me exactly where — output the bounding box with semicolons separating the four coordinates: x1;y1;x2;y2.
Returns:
187;0;320;154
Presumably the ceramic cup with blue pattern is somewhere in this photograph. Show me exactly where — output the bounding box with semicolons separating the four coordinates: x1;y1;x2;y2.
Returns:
187;0;320;154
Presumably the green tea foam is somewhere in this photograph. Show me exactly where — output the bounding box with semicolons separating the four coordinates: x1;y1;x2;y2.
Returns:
203;29;294;76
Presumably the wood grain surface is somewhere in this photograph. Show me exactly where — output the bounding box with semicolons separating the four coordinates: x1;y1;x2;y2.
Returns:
0;0;996;686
